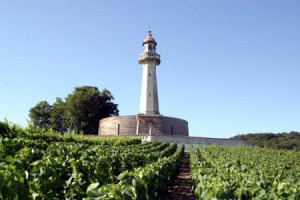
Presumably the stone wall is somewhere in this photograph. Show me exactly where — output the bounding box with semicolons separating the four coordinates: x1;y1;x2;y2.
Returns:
96;134;247;151
136;115;163;135
98;115;136;135
98;115;189;136
161;117;188;136
145;135;245;146
144;135;247;151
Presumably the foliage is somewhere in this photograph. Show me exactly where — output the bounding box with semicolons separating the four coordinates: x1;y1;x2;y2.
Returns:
28;101;52;130
190;145;300;199
0;121;10;138
64;86;119;135
49;97;67;133
0;125;181;199
232;132;300;150
84;144;184;200
28;86;119;135
1;119;141;145
0;120;25;139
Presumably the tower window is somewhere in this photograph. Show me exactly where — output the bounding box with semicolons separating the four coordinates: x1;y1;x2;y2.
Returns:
149;93;151;97
149;73;151;77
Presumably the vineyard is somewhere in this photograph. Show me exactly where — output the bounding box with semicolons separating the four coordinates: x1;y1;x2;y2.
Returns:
190;145;300;199
0;122;184;199
1;121;300;199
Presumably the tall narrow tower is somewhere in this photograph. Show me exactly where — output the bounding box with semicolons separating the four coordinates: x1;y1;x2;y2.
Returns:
138;31;161;115
99;30;189;136
136;31;163;135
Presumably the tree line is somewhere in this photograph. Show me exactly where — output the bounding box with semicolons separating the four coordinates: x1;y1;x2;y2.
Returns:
232;131;300;150
29;86;119;135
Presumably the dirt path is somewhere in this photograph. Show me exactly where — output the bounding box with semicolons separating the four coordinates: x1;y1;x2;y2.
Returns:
165;152;197;200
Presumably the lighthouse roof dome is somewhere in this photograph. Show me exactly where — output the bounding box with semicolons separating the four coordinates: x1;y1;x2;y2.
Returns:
143;31;157;45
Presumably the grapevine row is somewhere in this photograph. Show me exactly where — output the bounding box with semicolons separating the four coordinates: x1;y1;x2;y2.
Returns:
0;135;178;199
85;144;184;199
190;145;300;199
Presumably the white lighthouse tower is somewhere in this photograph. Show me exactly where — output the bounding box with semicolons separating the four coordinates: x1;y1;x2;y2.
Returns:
136;31;163;135
138;30;161;115
99;30;190;137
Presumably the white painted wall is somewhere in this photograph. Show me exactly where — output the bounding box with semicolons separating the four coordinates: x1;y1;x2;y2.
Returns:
139;61;159;114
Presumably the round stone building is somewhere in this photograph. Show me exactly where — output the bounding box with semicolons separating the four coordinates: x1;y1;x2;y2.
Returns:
98;31;188;136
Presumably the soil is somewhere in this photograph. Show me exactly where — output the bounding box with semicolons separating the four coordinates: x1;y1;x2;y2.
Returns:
165;152;198;200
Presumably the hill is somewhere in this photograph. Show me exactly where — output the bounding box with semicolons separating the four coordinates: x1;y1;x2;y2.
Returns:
232;131;300;150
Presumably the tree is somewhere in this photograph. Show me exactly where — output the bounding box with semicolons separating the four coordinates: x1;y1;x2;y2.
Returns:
29;86;119;135
29;101;52;129
232;132;300;150
64;86;119;135
50;98;67;133
0;120;11;138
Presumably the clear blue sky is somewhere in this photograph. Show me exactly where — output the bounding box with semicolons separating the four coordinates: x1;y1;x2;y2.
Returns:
1;1;299;138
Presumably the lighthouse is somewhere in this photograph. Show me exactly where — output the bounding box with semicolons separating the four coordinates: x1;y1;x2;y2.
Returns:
99;30;189;137
138;31;161;115
136;31;163;135
97;28;241;144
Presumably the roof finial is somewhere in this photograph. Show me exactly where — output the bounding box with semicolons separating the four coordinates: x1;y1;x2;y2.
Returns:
148;25;152;35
